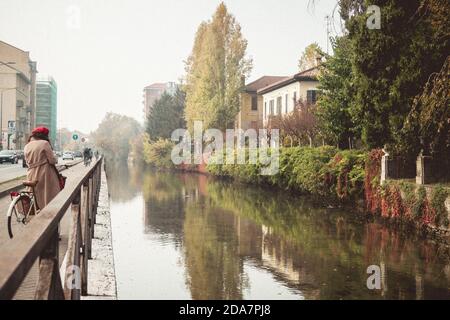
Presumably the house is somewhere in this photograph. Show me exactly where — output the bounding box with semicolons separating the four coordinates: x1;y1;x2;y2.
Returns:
258;67;319;126
234;76;287;131
143;82;177;119
0;40;38;150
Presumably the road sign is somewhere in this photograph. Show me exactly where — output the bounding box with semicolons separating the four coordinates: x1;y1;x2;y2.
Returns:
72;134;79;141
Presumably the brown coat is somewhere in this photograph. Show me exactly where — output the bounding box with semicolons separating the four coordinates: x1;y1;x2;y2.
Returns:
24;139;61;209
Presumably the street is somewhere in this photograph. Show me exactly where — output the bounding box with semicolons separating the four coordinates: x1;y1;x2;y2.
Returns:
0;160;26;183
0;157;81;184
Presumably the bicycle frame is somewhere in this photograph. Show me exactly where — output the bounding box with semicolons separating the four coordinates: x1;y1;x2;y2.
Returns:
9;191;39;223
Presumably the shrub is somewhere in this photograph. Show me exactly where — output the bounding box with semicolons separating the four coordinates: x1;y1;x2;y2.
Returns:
143;138;175;169
431;186;449;227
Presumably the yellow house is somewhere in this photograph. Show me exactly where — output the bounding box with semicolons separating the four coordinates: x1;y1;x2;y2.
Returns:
235;76;287;131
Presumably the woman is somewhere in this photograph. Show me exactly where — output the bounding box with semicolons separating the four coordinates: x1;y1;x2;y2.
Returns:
24;127;61;209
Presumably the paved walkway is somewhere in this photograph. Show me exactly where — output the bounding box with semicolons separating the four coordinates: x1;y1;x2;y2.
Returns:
0;161;27;184
0;162;87;299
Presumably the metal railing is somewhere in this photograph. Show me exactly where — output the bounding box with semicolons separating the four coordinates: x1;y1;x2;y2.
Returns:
0;157;103;300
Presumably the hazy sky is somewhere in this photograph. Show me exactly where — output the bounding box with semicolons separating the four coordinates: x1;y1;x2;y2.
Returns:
0;0;339;133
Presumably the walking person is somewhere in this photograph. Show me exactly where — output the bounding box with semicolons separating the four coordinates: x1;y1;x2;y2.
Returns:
23;127;61;210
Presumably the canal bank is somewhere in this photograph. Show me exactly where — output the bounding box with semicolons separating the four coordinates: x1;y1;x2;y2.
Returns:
82;165;117;300
105;163;450;300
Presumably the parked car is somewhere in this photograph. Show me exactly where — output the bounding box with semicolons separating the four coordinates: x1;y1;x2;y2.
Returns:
74;151;83;158
14;150;24;160
62;151;75;161
0;150;19;164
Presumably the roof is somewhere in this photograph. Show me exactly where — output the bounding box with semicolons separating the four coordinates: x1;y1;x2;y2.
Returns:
144;83;169;90
0;40;28;54
244;76;288;93
257;66;320;95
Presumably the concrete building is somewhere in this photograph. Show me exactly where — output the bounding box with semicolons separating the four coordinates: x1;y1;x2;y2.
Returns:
36;75;57;146
235;76;287;131
0;40;37;150
143;82;177;119
258;67;319;126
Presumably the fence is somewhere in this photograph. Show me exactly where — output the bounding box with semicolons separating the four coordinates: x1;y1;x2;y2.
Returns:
0;157;102;300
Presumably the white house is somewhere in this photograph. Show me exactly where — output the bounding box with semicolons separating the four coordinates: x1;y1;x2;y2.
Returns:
258;67;319;126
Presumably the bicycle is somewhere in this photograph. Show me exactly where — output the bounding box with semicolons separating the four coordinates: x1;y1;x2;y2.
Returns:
6;180;40;239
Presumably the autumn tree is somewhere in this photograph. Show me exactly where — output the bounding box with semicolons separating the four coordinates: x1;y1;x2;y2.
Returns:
268;100;319;147
298;43;322;71
92;112;142;161
184;2;252;132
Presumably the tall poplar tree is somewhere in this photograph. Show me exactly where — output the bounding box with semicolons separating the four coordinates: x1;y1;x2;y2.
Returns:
184;2;252;132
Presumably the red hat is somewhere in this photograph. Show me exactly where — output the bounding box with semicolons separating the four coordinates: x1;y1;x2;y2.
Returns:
32;126;49;136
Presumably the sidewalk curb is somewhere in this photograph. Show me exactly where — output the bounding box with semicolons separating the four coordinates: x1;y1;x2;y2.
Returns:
0;159;83;198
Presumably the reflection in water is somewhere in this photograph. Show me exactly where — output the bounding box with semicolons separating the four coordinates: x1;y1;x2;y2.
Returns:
106;163;450;300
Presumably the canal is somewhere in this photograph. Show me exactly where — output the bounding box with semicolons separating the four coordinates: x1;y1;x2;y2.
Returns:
105;163;450;300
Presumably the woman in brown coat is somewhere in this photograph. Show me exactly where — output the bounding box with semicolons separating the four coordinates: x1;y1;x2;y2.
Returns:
24;127;61;209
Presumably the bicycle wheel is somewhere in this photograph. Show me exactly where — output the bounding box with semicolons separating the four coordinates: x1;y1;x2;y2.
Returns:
7;194;32;239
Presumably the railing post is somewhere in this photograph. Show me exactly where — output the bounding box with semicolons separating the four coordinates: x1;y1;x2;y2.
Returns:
63;191;82;300
34;229;64;300
80;182;90;295
88;177;94;259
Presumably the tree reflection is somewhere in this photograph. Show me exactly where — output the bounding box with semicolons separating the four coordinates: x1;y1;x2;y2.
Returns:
112;166;450;300
105;161;142;202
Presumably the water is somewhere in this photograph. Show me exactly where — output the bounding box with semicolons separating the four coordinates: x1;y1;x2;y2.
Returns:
106;163;450;300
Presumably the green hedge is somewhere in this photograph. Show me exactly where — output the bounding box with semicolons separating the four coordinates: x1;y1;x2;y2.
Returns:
207;146;366;201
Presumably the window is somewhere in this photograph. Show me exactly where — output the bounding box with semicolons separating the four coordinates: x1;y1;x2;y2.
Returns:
285;94;288;114
293;91;297;105
276;97;282;115
269;100;274;115
264;102;267;118
251;96;258;111
307;90;317;104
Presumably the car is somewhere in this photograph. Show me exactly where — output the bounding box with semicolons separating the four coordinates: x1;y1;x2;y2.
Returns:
14;150;24;160
74;151;83;158
0;150;19;164
62;152;75;161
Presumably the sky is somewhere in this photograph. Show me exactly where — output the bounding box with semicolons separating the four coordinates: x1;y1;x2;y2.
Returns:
0;0;340;133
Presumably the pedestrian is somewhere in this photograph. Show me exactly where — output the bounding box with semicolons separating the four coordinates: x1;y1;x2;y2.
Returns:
23;127;61;209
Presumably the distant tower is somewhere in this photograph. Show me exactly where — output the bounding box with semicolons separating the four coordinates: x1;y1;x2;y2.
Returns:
36;75;58;146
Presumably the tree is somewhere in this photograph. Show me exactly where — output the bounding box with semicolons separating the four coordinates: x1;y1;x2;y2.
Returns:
146;87;186;140
92;112;142;161
317;36;359;148
400;57;450;177
184;2;252;132
345;0;449;149
267;100;319;147
298;43;321;71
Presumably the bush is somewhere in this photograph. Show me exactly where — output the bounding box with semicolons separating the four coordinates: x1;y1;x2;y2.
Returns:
143;138;175;169
207;146;367;201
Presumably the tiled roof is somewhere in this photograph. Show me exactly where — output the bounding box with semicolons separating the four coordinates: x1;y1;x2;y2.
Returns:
244;76;288;93
257;66;320;95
